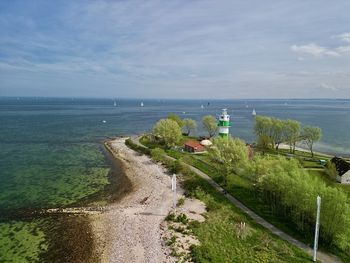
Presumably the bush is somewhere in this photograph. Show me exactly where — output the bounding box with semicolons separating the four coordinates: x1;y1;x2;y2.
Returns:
177;197;185;207
125;138;151;155
255;155;350;251
165;212;176;222
325;162;338;181
175;213;189;224
150;148;166;162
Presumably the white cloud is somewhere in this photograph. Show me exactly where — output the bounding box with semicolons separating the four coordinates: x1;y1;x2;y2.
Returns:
319;83;338;91
334;32;350;43
336;45;350;53
291;43;339;57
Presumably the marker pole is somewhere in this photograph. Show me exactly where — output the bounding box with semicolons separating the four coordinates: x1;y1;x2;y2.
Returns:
313;196;321;262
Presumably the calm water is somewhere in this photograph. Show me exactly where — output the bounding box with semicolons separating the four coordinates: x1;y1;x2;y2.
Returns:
1;97;350;210
0;97;350;261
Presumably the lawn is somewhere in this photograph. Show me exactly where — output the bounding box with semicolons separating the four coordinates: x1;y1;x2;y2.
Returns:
139;135;350;262
168;151;350;262
183;173;313;263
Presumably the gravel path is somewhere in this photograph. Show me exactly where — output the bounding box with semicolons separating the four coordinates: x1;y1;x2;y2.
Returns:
94;138;177;263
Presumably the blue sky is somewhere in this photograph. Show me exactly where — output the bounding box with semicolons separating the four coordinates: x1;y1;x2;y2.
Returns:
0;0;350;99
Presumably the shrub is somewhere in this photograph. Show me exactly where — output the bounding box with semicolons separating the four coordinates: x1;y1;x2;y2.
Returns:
177;197;185;207
175;213;189;224
166;212;176;222
125;138;151;155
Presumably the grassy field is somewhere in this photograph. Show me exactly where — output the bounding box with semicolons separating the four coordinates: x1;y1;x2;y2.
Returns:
139;135;350;262
183;172;313;263
166;148;350;262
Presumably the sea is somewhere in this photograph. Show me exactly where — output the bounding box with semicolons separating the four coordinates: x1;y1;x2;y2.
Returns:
0;97;349;261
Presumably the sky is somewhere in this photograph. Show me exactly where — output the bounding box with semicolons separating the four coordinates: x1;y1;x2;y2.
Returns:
0;0;350;99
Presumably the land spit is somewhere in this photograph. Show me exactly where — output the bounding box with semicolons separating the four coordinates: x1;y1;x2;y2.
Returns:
92;137;178;262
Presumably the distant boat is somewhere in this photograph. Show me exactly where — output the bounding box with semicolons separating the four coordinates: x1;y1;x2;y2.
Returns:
182;111;186;114
207;102;210;106
140;102;144;107
113;101;117;107
201;105;204;109
252;109;257;116
245;104;249;108
102;120;107;123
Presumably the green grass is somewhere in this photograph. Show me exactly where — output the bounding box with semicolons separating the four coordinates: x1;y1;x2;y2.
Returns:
139;135;164;149
131;137;350;261
308;169;350;198
169;152;350;262
182;172;312;262
277;148;331;160
140;134;198;150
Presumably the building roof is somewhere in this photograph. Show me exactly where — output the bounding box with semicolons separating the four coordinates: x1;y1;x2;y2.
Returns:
331;157;350;176
185;140;205;151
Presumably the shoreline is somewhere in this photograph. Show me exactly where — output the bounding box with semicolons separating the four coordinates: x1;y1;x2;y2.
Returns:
279;143;350;159
278;143;333;157
91;137;178;262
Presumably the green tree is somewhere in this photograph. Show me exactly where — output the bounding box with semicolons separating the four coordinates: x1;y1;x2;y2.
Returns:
254;116;274;151
182;118;197;136
152;119;182;148
167;113;183;128
202;115;218;138
208;136;249;186
257;134;271;155
325;162;338;181
284;119;301;153
301;126;322;157
271;118;285;151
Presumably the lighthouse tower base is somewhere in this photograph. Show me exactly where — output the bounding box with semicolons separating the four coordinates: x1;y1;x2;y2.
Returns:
218;109;231;138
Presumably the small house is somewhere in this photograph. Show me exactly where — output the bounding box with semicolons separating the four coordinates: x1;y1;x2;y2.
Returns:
331;157;350;184
184;140;205;153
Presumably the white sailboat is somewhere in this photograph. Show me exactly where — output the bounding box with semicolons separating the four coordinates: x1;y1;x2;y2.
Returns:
113;100;117;107
201;105;204;109
252;109;256;116
140;101;144;107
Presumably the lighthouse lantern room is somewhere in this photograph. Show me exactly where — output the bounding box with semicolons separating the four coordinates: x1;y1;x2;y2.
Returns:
218;109;231;137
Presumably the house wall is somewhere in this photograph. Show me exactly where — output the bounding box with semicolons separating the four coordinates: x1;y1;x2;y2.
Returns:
184;145;194;153
340;171;350;184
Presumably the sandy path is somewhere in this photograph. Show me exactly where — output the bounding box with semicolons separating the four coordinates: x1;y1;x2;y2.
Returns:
93;138;177;263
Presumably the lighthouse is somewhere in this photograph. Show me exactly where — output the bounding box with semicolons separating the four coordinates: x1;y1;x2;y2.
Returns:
218;109;231;137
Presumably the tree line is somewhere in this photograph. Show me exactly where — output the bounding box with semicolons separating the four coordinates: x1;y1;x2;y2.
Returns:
254;115;322;157
152;113;218;148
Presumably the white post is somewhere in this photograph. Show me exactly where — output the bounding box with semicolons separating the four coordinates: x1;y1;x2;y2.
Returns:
172;174;177;212
313;196;321;262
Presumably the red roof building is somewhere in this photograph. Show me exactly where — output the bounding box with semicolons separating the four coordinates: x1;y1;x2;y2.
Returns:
184;140;205;153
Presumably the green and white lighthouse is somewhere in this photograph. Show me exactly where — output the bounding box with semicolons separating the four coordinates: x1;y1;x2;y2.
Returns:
218;109;231;137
